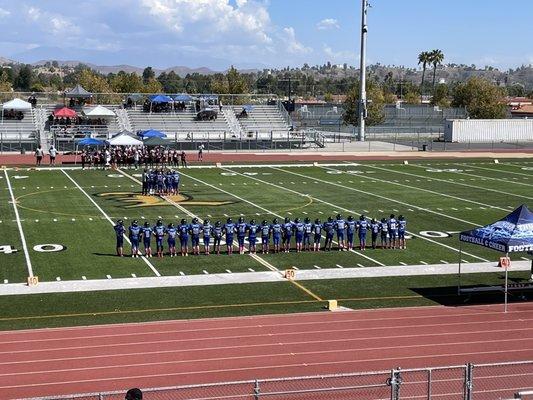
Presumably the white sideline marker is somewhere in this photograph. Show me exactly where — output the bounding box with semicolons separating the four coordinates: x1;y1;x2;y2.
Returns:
462;260;470;263
56;277;61;281
420;261;428;265
203;270;209;274
179;271;185;276
336;264;344;269
292;266;299;270
82;276;86;280
225;269;232;274
399;262;407;266
440;260;449;264
357;263;365;268
3;279;8;284
61;169;161;277
248;268;255;272
522;257;530;261
131;274;137;278
106;275;112;279
4;170;33;277
314;265;321;269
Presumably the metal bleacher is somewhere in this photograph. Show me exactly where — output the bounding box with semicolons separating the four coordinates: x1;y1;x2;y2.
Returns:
126;105;232;141
0;108;39;151
231;104;291;139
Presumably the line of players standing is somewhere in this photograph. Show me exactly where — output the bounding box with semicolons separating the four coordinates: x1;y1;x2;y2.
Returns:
114;214;407;257
141;169;180;196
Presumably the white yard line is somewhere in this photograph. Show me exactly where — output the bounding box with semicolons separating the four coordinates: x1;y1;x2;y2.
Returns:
219;168;386;266
320;164;510;213
61;169;161;277
118;169;280;274
276;167;480;227
362;164;533;201
457;163;533;178
4;170;33;278
270;167;489;262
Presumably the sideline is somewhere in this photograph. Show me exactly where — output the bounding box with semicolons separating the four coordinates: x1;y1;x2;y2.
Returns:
3;169;33;277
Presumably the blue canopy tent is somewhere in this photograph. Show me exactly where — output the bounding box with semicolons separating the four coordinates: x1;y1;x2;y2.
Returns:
75;137;105;165
149;95;173;103
458;204;533;311
173;94;192;102
138;129;167;139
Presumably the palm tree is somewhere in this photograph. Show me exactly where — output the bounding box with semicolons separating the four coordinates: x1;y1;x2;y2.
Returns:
429;49;445;90
418;51;431;101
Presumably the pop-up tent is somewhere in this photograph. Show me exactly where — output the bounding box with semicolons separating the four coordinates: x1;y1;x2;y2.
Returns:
78;137;105;146
150;95;173;103
138;129;167;139
458;204;533;311
83;105;116;118
2;98;32;110
106;132;143;146
1;98;33;122
65;84;92;99
53;107;77;118
174;94;192;102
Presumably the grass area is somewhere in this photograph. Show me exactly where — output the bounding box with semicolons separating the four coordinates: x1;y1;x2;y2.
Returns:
0;271;528;331
0;158;532;329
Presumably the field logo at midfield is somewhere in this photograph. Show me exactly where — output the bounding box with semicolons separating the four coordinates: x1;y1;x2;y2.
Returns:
97;192;235;208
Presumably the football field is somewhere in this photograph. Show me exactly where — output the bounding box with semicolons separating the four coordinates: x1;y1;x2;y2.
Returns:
0;159;532;329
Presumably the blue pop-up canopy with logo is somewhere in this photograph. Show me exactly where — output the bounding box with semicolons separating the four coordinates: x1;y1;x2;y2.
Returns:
138;129;167;139
460;204;533;253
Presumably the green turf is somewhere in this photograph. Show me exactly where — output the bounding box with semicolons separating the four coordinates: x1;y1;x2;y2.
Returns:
1;158;532;330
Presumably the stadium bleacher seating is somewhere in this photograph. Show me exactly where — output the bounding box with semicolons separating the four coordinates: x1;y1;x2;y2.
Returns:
0;108;39;151
231;104;291;139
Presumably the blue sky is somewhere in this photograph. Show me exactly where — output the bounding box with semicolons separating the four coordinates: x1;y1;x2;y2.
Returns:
0;0;531;70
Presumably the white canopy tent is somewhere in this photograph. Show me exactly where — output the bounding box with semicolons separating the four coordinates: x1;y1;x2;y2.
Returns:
106;133;143;146
2;98;32;110
2;98;33;123
83;105;116;118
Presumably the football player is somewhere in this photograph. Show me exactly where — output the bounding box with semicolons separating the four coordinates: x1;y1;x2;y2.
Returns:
153;219;166;258
224;218;235;255
398;215;407;250
303;217;313;252
358;215;368;251
260;220;271;254
335;214;346;251
294;218;305;253
323;216;335;251
282;217;293;253
370;218;380;249
114;219;125;257
178;218;189;256
388;214;399;249
129;220;141;257
202;219;213;255
248;219;259;254
312;218;322;252
236;217;247;254
271;218;282;253
380;218;389;249
190;217;202;255
167;223;177;257
346;216;356;251
141;221;153;257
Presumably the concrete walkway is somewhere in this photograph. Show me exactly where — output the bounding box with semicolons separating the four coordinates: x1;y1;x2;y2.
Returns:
0;261;529;296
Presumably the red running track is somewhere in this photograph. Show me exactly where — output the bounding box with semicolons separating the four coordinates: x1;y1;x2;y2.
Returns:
1;303;533;399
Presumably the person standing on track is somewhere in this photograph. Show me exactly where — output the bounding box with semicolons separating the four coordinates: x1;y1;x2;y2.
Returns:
180;151;188;168
49;145;57;166
35;145;43;166
198;143;204;161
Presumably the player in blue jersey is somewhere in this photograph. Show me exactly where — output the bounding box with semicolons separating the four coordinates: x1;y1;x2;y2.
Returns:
294;218;305;253
128;220;141;257
282;217;293;253
388;214;399;249
398;215;407;250
335;214;346;251
172;170;180;195
114;219;125;257
178;218;189;256
303;217;313;252
148;170;156;195
167;223;177;257
271;218;282;253
248;219;259;254
190;217;202;255
370;218;380;249
156;171;165;195
312;218;322;252
141;221;153;257
323;216;335;251
358;215;368;251
224;218;235;255
165;171;173;195
202;219;213;255
346;216;357;251
236;217;247;254
213;221;223;255
260;220;271;254
153;219;166;257
380;218;389;249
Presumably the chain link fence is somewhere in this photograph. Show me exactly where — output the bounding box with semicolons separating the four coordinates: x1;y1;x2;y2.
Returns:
16;361;533;400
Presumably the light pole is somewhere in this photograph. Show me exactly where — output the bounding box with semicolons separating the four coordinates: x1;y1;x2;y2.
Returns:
358;0;369;142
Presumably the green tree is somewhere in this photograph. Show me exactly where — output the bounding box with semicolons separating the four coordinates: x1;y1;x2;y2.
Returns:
14;64;33;90
404;91;420;105
0;69;12;92
77;69;111;93
110;71;143;93
452;77;507;119
157;71;183;93
140;78;163;94
431;83;450;107
227;66;248;94
343;80;385;126
324;92;334;102
429;49;444;90
142;67;155;85
417;51;431;92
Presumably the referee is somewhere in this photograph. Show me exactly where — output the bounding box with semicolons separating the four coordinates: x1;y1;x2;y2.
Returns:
141;169;148;196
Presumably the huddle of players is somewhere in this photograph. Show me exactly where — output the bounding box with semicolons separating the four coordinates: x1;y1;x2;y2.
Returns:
113;214;407;257
141;169;180;196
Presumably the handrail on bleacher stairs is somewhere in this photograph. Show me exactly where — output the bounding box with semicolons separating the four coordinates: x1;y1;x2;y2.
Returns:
17;360;533;400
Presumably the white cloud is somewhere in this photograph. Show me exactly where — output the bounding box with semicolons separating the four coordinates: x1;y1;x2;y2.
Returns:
323;45;356;63
140;0;272;44
317;18;339;30
25;6;79;35
283;27;312;55
0;7;11;18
